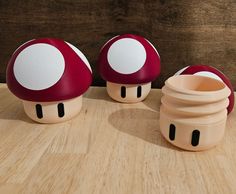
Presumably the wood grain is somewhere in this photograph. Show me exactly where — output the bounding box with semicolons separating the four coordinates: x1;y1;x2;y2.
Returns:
0;84;235;193
0;0;235;89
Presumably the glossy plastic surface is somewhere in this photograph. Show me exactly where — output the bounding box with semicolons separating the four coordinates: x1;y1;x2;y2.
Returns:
160;75;230;151
7;38;92;102
98;34;161;84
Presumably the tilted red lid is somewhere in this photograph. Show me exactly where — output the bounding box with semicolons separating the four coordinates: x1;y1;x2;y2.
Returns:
175;65;234;114
6;38;92;102
98;34;161;84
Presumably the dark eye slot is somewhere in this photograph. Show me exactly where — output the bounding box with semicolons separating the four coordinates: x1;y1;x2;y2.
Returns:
169;124;176;141
121;86;126;98
137;86;142;98
191;130;200;146
57;103;65;118
35;104;43;119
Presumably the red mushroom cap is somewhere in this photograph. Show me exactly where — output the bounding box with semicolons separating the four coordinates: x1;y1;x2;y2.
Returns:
7;38;92;102
98;34;161;84
175;65;234;114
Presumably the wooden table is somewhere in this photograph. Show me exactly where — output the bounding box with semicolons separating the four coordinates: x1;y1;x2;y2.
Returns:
0;84;235;194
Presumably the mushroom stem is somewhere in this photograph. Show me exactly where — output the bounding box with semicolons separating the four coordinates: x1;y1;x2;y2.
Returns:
106;81;151;103
160;75;230;151
22;96;82;123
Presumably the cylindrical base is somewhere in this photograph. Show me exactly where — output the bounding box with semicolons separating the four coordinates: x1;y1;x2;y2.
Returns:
106;81;151;103
160;75;230;151
160;106;227;151
22;96;82;123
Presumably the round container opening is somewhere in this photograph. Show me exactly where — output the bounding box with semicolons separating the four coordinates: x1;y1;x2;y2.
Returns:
167;75;226;92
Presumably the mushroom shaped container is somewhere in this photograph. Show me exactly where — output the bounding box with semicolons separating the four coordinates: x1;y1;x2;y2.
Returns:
6;38;92;123
175;65;234;114
160;75;231;151
98;34;161;103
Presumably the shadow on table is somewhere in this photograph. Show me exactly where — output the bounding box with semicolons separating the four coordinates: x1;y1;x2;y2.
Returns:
83;87;114;103
142;89;162;112
0;87;34;123
108;108;181;151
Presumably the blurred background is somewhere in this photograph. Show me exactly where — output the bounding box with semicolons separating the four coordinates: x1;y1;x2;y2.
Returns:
0;0;235;89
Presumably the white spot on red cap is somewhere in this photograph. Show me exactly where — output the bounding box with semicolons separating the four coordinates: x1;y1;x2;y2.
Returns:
65;42;92;72
107;38;146;74
13;39;35;55
13;43;65;90
175;67;223;82
194;71;222;82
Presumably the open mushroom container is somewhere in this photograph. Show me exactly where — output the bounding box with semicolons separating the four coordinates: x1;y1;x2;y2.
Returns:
160;75;231;151
175;65;234;114
98;34;161;103
6;38;92;123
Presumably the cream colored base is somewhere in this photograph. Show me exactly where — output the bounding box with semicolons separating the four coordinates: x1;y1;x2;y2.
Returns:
160;106;227;151
23;96;82;123
106;82;151;103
